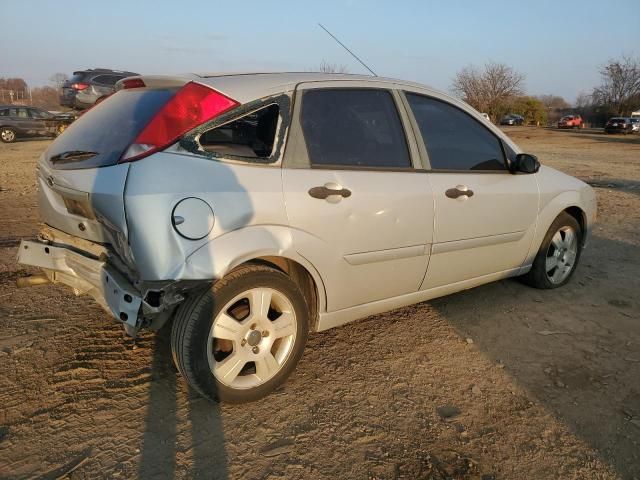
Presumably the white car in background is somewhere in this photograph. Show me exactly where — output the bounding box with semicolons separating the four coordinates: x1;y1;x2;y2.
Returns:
17;73;597;402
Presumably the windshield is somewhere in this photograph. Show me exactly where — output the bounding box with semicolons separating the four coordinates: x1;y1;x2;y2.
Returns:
46;88;176;170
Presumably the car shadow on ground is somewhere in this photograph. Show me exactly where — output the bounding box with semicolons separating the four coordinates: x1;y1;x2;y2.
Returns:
138;324;229;479
553;129;640;145
429;234;640;478
583;178;640;197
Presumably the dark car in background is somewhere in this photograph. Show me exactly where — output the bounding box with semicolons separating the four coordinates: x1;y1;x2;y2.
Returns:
0;105;75;143
604;117;633;134
60;68;139;110
499;114;524;126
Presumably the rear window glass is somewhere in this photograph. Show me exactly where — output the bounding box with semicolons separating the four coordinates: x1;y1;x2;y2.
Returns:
199;104;279;158
46;88;175;170
69;72;87;83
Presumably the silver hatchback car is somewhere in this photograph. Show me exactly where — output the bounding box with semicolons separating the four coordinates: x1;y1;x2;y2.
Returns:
18;73;597;402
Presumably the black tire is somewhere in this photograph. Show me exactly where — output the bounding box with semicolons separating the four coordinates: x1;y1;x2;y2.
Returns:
0;127;16;143
521;212;582;289
171;264;309;403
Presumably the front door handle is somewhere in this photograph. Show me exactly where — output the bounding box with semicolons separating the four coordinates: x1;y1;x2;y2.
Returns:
308;185;352;200
445;185;474;199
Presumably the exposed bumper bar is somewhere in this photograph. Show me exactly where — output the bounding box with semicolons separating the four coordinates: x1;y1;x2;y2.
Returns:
17;240;142;332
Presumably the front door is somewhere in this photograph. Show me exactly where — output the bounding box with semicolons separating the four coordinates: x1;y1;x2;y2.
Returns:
282;84;435;312
401;91;539;289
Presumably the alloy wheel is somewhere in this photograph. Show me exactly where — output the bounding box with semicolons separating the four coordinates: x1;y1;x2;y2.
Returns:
545;226;578;284
207;287;297;389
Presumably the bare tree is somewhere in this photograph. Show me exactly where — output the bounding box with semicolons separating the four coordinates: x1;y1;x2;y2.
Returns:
49;73;69;90
536;94;569;110
592;56;640;115
451;62;524;120
315;60;349;74
575;91;593;109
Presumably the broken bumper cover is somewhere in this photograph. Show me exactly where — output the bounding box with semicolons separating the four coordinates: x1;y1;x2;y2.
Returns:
17;240;142;332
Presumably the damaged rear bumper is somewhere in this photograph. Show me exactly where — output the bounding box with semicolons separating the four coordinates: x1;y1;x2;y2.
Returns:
17;239;143;335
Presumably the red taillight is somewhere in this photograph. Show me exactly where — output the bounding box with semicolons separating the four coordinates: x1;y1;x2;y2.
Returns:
120;82;239;163
122;78;145;89
71;83;89;90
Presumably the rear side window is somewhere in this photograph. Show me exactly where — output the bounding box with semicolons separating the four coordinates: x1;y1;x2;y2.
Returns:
300;89;411;169
406;93;506;171
46;88;175;169
93;75;123;85
199;104;279;158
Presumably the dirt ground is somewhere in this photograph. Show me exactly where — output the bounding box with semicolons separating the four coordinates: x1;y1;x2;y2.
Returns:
0;128;638;480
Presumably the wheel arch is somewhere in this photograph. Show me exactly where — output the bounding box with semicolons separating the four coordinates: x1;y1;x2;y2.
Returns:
563;206;587;246
230;256;322;332
181;225;328;331
524;191;587;267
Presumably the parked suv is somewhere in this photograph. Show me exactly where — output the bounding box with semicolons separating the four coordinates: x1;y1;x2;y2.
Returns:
17;73;597;403
558;115;582;129
0;105;75;143
60;68;139;110
604;117;633;134
629;117;639;133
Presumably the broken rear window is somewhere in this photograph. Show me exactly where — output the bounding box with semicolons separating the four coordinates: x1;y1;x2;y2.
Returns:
198;104;280;159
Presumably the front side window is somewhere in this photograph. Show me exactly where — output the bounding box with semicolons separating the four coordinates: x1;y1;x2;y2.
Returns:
29;109;51;119
406;93;506;171
300;88;411;169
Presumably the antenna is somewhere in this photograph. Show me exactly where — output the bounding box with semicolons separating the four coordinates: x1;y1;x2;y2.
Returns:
317;23;377;76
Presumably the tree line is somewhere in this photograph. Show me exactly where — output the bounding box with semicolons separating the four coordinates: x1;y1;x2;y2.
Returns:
451;56;640;126
0;74;68;110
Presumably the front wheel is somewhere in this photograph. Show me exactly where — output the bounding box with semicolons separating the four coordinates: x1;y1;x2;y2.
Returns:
0;127;16;143
171;264;309;403
521;212;582;289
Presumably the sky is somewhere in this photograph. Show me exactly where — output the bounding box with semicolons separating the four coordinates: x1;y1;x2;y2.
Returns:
1;0;638;104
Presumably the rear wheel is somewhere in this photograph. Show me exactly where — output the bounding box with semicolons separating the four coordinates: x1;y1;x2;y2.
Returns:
171;264;309;403
0;127;16;143
521;212;582;289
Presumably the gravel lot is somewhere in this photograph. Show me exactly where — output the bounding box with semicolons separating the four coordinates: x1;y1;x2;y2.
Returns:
0;128;638;479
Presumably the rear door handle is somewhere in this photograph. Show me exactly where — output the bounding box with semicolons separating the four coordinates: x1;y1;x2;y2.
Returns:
308;185;352;200
445;185;474;199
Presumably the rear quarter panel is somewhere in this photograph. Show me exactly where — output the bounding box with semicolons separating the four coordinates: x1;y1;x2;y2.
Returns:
124;151;288;280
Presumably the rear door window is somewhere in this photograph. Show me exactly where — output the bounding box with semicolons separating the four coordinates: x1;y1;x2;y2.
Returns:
406;93;506;171
300;88;411;169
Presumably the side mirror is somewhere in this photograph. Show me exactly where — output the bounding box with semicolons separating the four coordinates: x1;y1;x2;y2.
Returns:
513;153;540;174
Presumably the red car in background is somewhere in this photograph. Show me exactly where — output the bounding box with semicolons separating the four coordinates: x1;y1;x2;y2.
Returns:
558;115;583;129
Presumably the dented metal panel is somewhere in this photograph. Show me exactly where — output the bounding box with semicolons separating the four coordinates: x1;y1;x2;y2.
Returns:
17;240;142;330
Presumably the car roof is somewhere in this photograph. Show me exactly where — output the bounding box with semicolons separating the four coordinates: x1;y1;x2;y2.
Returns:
162;71;442;103
75;68;139;76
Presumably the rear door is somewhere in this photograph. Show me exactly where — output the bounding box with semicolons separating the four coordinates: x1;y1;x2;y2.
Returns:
282;82;435;312
401;91;539;289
